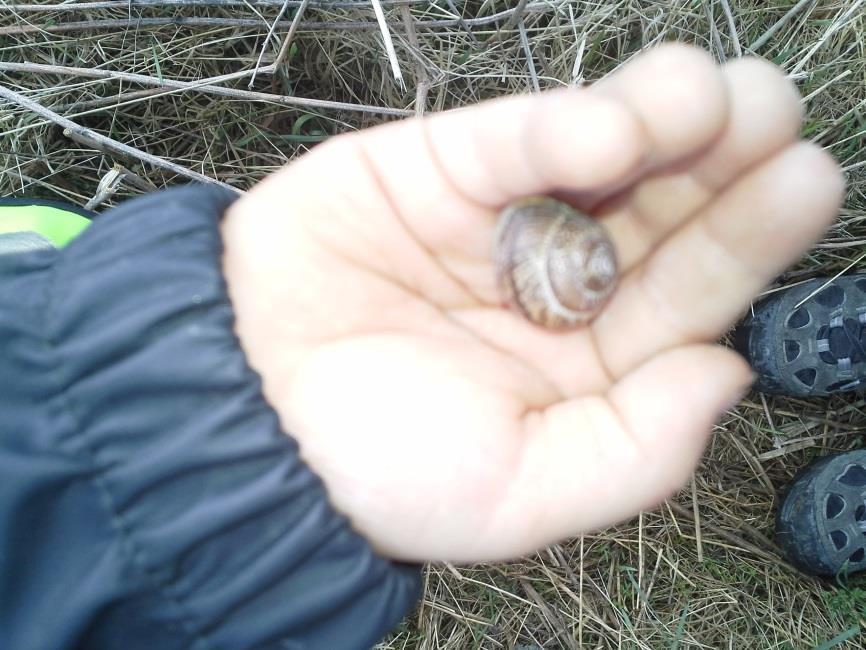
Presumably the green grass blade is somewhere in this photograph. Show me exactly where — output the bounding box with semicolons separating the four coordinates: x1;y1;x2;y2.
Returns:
670;602;689;650
813;625;861;650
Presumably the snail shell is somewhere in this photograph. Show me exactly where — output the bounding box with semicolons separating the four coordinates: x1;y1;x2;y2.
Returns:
493;197;618;329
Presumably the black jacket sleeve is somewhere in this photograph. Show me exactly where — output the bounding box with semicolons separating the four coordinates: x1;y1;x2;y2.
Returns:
0;184;422;650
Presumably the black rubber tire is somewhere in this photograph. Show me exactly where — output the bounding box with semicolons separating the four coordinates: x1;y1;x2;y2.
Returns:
776;449;866;576
733;275;866;397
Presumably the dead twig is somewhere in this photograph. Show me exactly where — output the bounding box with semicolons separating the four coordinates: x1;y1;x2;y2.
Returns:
370;0;405;89
269;0;311;72
443;0;478;44
749;0;816;51
519;577;579;650
718;0;742;56
84;163;159;209
488;0;529;42
690;477;704;563
517;14;540;93
2;0;425;9
0;3;553;36
400;4;429;116
58;88;169;113
249;0;297;87
0;84;237;191
704;1;726;63
0;62;412;117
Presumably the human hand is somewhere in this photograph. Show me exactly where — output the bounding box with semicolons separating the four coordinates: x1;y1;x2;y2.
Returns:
221;44;844;563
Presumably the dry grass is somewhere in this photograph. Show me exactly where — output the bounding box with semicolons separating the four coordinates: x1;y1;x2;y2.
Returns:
2;1;865;648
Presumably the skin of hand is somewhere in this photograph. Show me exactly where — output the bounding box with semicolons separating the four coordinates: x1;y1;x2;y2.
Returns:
220;43;845;564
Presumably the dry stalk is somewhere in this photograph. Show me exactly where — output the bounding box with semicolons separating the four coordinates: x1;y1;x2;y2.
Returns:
0;3;554;36
0;84;237;191
0;62;412;116
3;0;425;9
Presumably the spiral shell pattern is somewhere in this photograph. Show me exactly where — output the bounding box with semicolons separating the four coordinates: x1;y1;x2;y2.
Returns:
494;197;618;329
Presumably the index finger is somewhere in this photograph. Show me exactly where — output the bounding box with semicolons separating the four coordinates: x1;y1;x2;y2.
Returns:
354;43;730;271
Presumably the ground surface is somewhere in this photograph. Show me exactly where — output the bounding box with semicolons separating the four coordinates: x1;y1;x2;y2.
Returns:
1;1;865;648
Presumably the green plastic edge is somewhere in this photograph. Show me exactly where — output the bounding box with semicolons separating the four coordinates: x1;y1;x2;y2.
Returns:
0;204;91;248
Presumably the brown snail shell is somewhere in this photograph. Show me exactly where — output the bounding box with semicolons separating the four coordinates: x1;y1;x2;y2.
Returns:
493;197;618;329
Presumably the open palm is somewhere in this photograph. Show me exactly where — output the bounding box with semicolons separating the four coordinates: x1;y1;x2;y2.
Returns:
221;45;843;563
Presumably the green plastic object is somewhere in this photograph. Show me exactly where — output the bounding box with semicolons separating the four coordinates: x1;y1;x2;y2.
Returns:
0;201;92;248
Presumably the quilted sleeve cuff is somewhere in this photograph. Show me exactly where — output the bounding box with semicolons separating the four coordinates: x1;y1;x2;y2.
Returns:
48;184;422;649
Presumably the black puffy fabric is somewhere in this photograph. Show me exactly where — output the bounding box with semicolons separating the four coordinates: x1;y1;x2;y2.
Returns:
0;184;422;649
